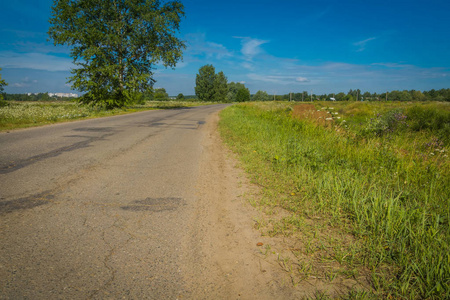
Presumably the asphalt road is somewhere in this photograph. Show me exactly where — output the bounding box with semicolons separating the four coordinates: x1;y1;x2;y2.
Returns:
0;104;230;299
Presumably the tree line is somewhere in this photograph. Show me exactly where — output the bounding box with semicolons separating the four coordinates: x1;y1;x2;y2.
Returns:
250;88;450;102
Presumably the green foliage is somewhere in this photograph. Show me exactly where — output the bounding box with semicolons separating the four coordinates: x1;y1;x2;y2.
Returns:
0;68;8;106
253;88;450;103
195;65;228;102
213;71;228;102
177;93;184;100
252;90;271;101
195;64;216;101
359;109;408;137
227;82;249;102
48;0;185;108
235;86;250;102
154;88;169;100
407;104;450;144
219;101;449;299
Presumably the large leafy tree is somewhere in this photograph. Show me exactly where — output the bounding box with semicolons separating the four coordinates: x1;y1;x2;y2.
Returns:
195;64;216;101
213;71;228;102
235;86;250;102
227;82;249;102
154;87;169;99
48;0;185;108
195;66;229;102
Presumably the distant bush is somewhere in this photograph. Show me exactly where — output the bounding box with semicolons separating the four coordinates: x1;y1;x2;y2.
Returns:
359;108;408;137
407;104;450;144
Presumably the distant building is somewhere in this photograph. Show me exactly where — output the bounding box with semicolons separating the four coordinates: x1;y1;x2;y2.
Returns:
27;92;79;98
48;92;79;98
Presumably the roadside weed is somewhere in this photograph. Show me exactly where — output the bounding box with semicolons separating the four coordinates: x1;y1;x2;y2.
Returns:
219;101;449;299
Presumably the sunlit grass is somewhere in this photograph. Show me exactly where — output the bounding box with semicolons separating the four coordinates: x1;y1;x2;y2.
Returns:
219;101;449;299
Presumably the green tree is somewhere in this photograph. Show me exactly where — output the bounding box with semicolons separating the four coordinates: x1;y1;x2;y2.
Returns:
388;90;412;101
235;86;250;102
195;64;216;101
213;71;228;102
0;68;7;105
227;82;247;102
177;93;184;100
0;68;7;98
141;90;154;101
343;94;354;101
335;92;346;101
48;0;185;108
253;90;270;101
154;88;169;100
411;90;425;102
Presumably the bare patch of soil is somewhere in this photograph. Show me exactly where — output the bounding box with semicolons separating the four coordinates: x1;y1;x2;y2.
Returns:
182;111;371;299
181;112;303;299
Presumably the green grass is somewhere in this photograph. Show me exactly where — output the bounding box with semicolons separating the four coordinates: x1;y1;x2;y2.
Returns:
219;101;449;299
0;100;213;131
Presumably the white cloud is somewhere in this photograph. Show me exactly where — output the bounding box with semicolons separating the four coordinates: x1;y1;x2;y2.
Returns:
247;74;309;85
353;37;377;52
296;77;310;82
371;62;415;69
241;62;254;70
234;37;269;60
184;33;233;61
11;76;39;88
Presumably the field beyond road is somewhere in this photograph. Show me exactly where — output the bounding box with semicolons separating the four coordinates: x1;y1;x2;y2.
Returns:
219;101;449;299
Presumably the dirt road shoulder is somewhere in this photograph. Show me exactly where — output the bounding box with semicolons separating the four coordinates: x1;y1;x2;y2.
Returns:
181;111;303;299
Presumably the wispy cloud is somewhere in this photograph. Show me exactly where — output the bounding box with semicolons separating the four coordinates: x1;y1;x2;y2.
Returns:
234;37;269;61
371;62;415;69
353;37;377;52
12;76;38;88
0;51;73;71
184;33;233;62
247;74;310;84
296;77;310;82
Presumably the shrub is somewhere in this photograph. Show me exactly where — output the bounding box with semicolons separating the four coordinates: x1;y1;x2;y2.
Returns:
407;105;450;144
359;108;408;137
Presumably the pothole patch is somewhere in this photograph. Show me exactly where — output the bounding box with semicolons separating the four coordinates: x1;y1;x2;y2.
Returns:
121;197;184;212
0;192;54;214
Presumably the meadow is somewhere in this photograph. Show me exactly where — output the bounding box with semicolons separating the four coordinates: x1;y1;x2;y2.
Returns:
219;101;449;299
0;100;211;131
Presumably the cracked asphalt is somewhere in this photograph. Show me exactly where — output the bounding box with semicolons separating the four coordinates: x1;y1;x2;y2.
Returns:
0;104;230;299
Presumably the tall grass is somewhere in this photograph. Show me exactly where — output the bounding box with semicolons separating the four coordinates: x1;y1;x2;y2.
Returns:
219;102;449;299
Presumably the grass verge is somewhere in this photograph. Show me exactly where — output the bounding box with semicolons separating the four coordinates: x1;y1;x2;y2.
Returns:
219;101;449;299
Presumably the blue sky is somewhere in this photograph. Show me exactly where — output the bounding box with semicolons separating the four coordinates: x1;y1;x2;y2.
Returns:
1;0;449;96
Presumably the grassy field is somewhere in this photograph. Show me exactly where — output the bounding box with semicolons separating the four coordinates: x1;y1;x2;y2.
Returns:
219;101;449;299
0;100;211;131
